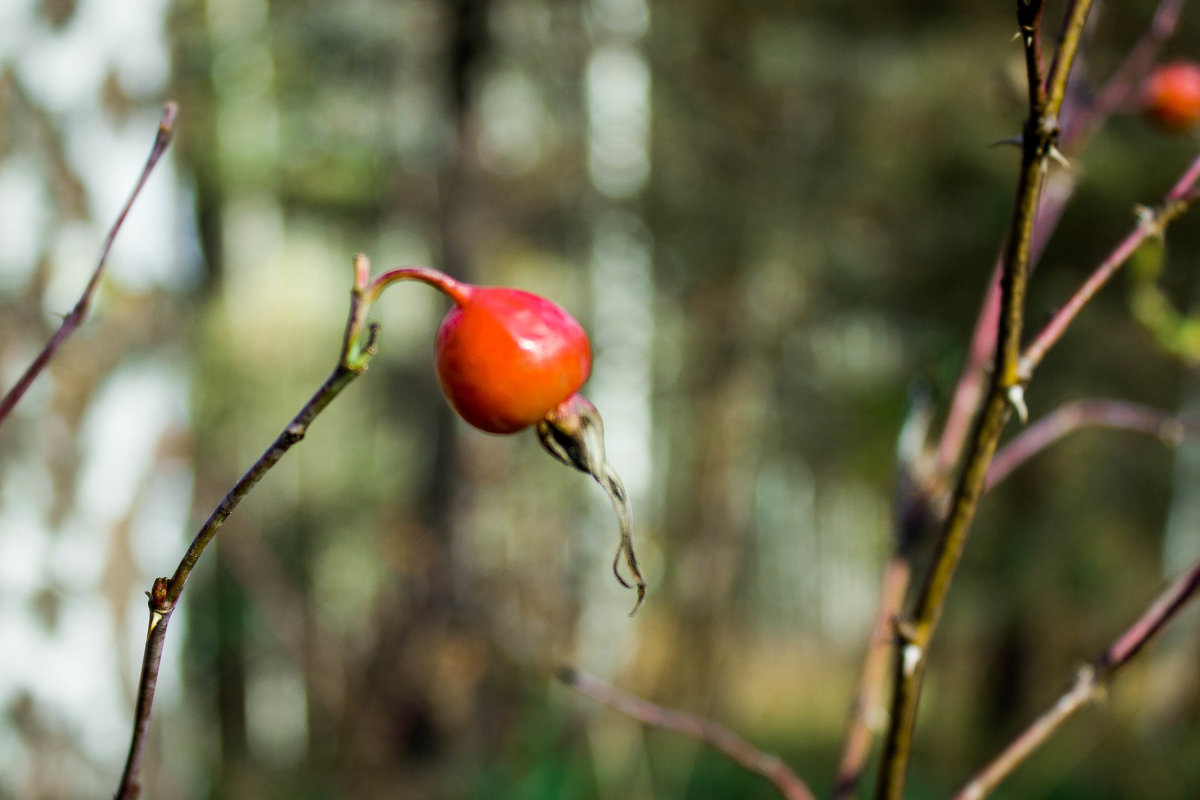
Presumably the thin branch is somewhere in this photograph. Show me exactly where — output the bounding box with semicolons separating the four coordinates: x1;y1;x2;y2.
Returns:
833;401;933;800
986;400;1188;491
557;666;816;800
1019;1;1048;113
937;0;1184;475
1020;153;1200;379
832;557;912;800
937;187;1064;476
1089;0;1186;121
1044;2;1092;118
875;4;1094;797
114;366;361;800
953;556;1200;800
0;103;178;427
113;257;378;800
937;265;1003;476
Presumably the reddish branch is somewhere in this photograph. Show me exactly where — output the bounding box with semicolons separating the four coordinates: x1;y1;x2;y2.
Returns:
937;0;1185;475
1089;0;1187;122
0;103;177;426
953;556;1200;800
558;666;816;800
986;400;1188;491
1020;153;1200;379
832;557;912;800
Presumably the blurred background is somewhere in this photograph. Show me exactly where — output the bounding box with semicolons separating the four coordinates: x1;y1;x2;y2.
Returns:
2;0;1200;798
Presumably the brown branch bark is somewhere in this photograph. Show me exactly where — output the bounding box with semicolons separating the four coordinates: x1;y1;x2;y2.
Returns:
113;256;380;799
832;557;912;800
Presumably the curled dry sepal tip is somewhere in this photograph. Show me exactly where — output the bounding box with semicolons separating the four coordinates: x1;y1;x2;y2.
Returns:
363;261;647;614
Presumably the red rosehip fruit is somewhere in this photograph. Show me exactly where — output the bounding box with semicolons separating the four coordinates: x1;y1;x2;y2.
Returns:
434;283;592;434
1143;61;1200;132
365;263;645;612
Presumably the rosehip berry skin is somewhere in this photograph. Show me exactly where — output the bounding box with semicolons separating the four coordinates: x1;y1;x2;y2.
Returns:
434;284;592;434
1144;61;1200;132
365;263;646;611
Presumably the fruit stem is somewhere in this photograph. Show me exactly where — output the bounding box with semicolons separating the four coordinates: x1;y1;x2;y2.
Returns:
367;266;475;306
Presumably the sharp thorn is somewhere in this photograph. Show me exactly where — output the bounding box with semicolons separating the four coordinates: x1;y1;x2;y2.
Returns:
1007;384;1029;424
989;135;1024;149
1048;145;1071;171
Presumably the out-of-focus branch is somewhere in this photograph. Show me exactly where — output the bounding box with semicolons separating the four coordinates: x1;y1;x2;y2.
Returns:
833;398;934;800
986;400;1189;491
1020;155;1200;380
0;103;177;427
1090;0;1187;121
557;666;816;800
832;557;912;800
952;556;1200;800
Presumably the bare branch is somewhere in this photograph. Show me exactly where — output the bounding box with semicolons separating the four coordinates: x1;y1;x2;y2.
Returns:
113;257;378;799
558;666;816;800
1090;0;1187;121
953;557;1200;800
1019;160;1200;379
987;400;1188;491
937;0;1183;473
833;558;913;800
0;103;178;426
875;4;1095;797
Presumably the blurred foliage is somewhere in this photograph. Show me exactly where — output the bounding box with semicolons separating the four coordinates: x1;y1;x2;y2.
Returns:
5;0;1200;798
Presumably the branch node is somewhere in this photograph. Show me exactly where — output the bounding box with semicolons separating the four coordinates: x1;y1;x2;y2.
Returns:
353;253;371;292
892;615;919;644
364;322;380;356
1074;663;1104;705
1132;203;1160;237
148;577;171;613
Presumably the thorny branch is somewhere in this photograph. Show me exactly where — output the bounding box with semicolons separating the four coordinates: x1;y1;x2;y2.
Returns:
875;4;1095;798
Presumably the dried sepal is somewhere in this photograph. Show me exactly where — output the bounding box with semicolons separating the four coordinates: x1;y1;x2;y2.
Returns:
538;394;646;614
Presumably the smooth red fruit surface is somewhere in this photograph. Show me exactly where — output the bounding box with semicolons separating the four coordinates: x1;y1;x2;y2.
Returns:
435;286;592;434
1144;61;1200;131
